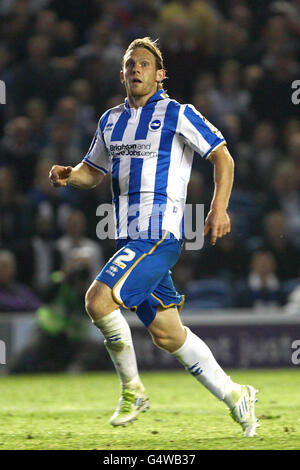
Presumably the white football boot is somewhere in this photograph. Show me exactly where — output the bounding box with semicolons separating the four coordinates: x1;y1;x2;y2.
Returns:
229;385;259;437
110;387;150;427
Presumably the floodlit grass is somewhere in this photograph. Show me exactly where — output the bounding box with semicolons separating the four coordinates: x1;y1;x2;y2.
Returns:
0;369;299;450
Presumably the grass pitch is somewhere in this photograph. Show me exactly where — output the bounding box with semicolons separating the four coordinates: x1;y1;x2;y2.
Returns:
0;369;300;450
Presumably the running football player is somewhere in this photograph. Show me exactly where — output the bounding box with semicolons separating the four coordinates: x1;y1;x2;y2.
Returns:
49;38;258;437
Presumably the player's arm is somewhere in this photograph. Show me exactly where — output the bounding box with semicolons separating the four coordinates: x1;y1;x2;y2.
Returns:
205;144;235;245
177;104;234;244
49;162;104;189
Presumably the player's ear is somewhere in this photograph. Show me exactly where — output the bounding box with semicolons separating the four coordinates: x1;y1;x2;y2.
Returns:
156;69;165;85
120;69;124;84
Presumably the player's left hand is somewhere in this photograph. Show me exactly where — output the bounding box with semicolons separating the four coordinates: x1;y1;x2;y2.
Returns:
204;208;231;246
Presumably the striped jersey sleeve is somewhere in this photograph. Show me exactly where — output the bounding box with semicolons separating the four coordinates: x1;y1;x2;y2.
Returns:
82;110;111;175
178;104;226;158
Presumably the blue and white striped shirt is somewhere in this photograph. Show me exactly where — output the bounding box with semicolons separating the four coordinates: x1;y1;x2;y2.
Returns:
83;89;225;240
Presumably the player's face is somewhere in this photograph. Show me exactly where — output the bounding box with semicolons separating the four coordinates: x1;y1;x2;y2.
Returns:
121;48;165;100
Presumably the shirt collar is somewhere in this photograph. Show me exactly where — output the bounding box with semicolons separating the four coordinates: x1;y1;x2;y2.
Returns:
125;89;166;110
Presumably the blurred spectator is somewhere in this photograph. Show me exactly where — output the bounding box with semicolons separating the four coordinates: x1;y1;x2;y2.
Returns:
263;161;300;248
77;54;118;112
243;64;265;93
215;20;250;64
283;119;300;148
251;121;281;180
13;34;69;112
228;188;260;240
221;114;243;156
252;47;299;124
126;2;159;41
41;123;82;166
0;249;41;312
56;209;104;279
270;1;300;36
230;4;253;32
191;90;223;131
74;19;124;109
27;158;75;234
0;116;38;192
53;20;76;56
193;72;217;95
0;0;33;62
248;210;300;281
50;20;78;72
52;21;76;57
260;14;297;69
159;0;219;101
48;0;99;43
34;8;58;39
75;19;123;83
159;0;219;50
48;96;88;150
0;166;30;243
238;121;281;192
16;212;61;296
9;247;108;373
196;231;250;283
209;60;251;117
69;79;97;136
234;251;283;309
25;97;50;150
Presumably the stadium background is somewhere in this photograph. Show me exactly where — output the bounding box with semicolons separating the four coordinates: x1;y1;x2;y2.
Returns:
0;0;300;374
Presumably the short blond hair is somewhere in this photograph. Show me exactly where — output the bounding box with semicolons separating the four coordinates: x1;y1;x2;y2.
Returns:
122;37;165;88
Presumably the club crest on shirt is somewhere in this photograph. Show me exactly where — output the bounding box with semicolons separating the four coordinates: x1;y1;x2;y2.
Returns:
149;119;162;131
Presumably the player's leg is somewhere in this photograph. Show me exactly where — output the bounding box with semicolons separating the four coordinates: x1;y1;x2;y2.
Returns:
146;299;259;436
85;279;144;389
147;305;241;401
88;231;181;426
85;280;148;426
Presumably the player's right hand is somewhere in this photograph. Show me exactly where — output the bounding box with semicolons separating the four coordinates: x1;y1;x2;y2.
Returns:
49;165;72;187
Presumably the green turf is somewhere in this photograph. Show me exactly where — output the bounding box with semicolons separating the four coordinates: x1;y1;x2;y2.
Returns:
0;369;300;450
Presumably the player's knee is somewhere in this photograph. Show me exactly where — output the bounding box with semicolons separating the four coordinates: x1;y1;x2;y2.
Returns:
85;288;99;319
85;282;116;320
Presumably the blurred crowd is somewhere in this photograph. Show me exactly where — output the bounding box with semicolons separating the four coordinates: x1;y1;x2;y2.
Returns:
0;0;300;313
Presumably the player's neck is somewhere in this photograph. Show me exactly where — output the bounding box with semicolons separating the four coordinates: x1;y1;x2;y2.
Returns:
127;89;158;109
